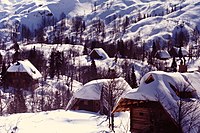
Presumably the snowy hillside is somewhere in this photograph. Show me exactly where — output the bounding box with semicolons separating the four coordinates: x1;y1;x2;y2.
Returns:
0;0;200;45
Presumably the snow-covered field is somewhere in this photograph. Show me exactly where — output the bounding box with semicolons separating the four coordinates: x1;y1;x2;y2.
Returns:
0;110;130;133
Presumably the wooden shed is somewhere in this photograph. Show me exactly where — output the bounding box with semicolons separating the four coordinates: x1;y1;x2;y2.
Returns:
3;59;42;90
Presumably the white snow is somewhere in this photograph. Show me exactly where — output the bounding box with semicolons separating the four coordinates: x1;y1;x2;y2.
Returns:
1;0;200;45
0;110;130;133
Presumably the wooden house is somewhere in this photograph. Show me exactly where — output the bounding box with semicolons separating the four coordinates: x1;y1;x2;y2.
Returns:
113;71;200;133
155;50;171;60
89;48;109;60
113;98;180;133
66;77;132;115
3;59;42;90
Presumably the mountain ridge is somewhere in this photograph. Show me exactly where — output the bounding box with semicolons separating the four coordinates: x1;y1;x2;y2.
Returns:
0;0;200;47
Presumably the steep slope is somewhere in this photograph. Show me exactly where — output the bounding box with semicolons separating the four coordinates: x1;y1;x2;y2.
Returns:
0;0;200;46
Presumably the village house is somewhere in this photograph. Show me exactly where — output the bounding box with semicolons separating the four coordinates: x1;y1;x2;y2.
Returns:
66;77;132;115
154;50;171;71
113;71;200;133
3;59;42;90
89;48;109;60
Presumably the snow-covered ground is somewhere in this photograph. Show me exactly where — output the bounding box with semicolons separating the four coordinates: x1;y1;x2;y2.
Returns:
0;110;130;133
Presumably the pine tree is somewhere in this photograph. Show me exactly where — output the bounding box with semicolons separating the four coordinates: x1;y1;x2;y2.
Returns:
171;57;177;72
12;50;20;63
1;62;7;78
131;66;138;88
0;91;3;115
90;59;97;80
1;62;7;90
55;51;62;78
151;41;157;58
83;44;88;55
117;40;125;58
8;89;27;114
49;50;55;79
28;46;37;66
53;91;61;110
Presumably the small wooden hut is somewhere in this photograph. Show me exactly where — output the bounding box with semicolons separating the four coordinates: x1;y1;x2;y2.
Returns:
3;59;42;90
89;48;109;60
66;77;132;115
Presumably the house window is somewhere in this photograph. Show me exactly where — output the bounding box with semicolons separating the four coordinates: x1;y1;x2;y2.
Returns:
145;75;154;84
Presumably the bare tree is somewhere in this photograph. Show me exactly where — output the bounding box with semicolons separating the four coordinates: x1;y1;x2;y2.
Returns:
157;80;200;133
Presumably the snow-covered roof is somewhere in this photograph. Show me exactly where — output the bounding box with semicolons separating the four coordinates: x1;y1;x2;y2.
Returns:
74;77;132;100
7;59;42;79
173;47;189;56
89;48;109;60
155;50;171;60
114;71;200;133
66;77;132;110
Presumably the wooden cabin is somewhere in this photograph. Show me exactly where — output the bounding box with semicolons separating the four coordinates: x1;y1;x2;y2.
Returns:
69;98;100;113
3;59;42;90
111;71;200;133
113;99;180;133
89;48;109;60
66;77;132;115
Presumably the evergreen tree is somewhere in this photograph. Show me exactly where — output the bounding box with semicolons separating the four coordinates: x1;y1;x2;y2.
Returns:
1;62;7;78
49;50;55;79
83;44;88;55
1;62;7;90
12;50;20;63
131;66;138;88
171;57;177;72
0;53;2;65
117;40;125;58
28;46;37;66
0;91;2;115
14;89;27;113
8;89;27;114
178;47;183;60
90;59;97;80
151;41;157;58
91;40;97;50
55;51;62;78
53;91;61;110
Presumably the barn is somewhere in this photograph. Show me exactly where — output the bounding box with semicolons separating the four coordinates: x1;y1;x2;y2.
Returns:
66;77;132;115
3;59;42;90
113;71;200;133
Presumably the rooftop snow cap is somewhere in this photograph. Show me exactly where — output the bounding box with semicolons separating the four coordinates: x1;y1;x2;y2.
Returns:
7;59;42;79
